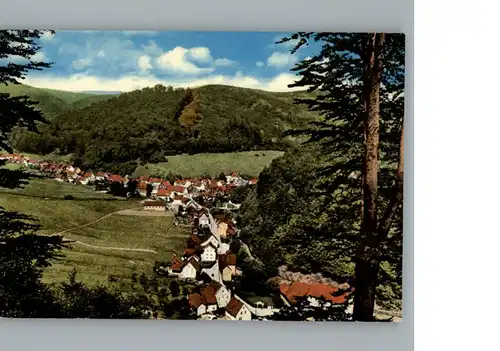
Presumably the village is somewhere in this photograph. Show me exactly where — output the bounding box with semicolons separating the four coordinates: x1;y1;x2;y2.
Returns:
0;152;355;321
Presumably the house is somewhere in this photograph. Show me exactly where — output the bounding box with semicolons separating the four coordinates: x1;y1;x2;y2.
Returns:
174;179;192;188
167;257;184;275
137;181;148;197
279;282;352;308
225;296;252;321
217;243;230;255
201;261;222;283
219;253;237;281
201;281;231;308
179;257;201;279
249;178;258;185
142;200;165;211
200;243;217;262
200;234;219;249
198;213;210;227
189;293;208;316
156;187;169;200
216;221;229;239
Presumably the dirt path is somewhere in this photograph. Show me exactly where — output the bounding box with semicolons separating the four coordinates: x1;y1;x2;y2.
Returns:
54;205;161;254
54;206;142;236
68;240;158;253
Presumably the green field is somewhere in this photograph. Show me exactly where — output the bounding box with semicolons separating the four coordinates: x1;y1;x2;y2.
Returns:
134;150;285;178
0;178;190;287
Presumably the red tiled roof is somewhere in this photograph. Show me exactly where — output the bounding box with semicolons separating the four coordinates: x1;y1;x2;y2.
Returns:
219;253;236;268
231;172;238;177
139;175;149;182
200;282;221;305
173;195;183;201
189;293;205;308
157;188;168;196
184;248;196;256
225;297;244;318
171;186;185;193
149;178;162;183
249;178;258;185
161;180;171;187
279;282;350;305
171;257;184;272
96;171;106;177
189;234;202;245
137;181;147;190
143;200;165;207
108;174;124;183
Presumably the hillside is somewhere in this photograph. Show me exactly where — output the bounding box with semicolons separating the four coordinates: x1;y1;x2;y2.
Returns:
12;84;319;175
0;83;116;119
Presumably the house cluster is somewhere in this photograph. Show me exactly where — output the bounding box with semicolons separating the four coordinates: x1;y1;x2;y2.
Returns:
0;153;128;186
0;154;258;206
165;207;276;320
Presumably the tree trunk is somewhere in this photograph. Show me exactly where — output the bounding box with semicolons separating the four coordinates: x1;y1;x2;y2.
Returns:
353;33;386;321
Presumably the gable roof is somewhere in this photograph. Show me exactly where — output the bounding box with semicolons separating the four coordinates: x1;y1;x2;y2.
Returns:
170;257;184;272
189;293;205;308
149;178;162;183
200;284;218;305
279;282;351;305
157;188;168;196
225;297;244;318
171;186;186;193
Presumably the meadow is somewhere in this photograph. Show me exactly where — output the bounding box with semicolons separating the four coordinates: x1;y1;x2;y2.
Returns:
134;150;285;178
0;178;190;287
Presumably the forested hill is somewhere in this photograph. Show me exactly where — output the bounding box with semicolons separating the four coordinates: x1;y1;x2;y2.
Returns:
11;84;319;175
0;84;116;119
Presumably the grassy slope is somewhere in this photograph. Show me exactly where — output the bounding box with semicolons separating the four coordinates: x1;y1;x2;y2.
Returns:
0;83;115;119
135;150;285;178
0;179;189;287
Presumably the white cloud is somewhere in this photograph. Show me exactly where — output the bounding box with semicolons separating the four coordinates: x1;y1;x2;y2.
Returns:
155;46;214;75
187;47;212;62
23;72;302;93
267;51;298;68
256;61;265;68
138;55;152;72
214;58;236;67
71;57;92;70
97;50;106;58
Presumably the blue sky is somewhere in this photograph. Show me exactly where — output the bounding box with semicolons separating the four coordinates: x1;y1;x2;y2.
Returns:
14;30;319;92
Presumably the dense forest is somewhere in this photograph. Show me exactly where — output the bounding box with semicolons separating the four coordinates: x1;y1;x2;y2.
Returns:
237;143;402;311
10;84;317;175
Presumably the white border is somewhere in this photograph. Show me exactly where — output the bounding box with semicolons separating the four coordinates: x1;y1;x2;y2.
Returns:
0;1;414;350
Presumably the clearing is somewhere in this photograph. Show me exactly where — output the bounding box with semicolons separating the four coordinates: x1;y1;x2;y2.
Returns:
134;150;284;178
0;178;190;287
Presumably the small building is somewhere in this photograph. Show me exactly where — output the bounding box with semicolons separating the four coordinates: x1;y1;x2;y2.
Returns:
179;257;201;279
200;243;217;262
142;200;166;211
201;281;231;308
225;297;252;321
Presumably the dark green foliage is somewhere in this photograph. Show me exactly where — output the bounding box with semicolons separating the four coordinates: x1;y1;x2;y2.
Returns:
217;172;226;181
169;280;180;298
12;84;317;173
54;270;147;319
268;296;352;322
229;184;254;204
109;181;126;197
272;32;404;319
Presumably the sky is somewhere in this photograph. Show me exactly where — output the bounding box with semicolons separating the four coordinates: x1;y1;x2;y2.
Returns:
10;30;320;93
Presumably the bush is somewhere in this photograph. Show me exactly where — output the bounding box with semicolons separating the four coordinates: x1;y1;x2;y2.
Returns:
64;195;74;200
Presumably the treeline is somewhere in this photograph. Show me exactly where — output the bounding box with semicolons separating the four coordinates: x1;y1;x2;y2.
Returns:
10;84;316;175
